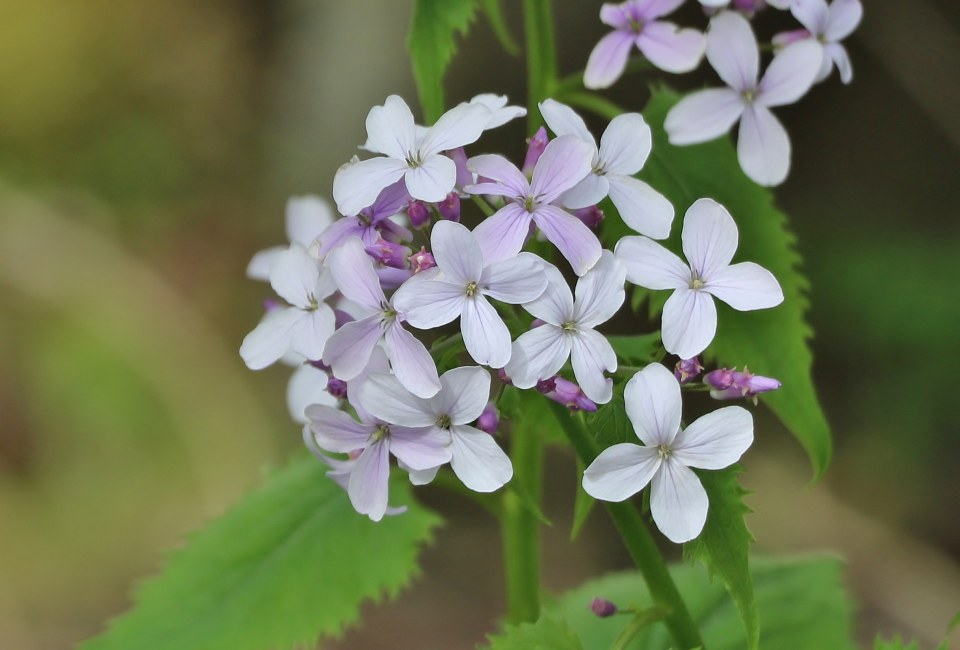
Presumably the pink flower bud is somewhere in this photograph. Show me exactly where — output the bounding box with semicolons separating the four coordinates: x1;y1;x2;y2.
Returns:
703;368;736;391
522;127;549;177
573;205;604;230
406;200;431;229
705;367;781;401
590;597;618;618
408;246;437;274
537;376;597;412
477;402;499;434
675;357;704;384
437;192;461;222
365;239;410;269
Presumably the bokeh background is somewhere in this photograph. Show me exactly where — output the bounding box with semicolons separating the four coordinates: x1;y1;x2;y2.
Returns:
1;1;958;648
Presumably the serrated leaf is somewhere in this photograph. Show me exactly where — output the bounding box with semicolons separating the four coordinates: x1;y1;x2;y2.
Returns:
81;456;441;650
481;0;520;56
408;0;480;123
607;332;663;366
638;88;832;477
484;617;584;650
684;465;757;650
547;555;855;650
584;384;633;449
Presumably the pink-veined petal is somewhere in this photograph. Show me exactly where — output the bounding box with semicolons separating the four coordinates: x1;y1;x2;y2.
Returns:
637;21;706;74
305;404;373;452
757;40;823;107
449;425;513;492
505;325;571;389
582;443;662;502
674;406;753;469
533;204;603;276
599;112;652;175
570;328;617;404
418;102;490;155
389;426;453;471
521;262;574;325
246;246;284;282
333;156;408;217
392;279;465;329
461;295;512;368
661;288;717;360
321;315;382;380
706;261;784;310
431;220;484;284
405;154;457;203
530;136;596;205
329;237;385;311
269;244;321;309
383;322;441;398
791;0;829;34
615;236;689;290
560;173;609;209
706;11;759;91
435;366;491;425
538;99;597;147
354;373;436;427
289;305;336;362
737;103;791;187
287;364;336;424
364;95;417;159
481;253;548;304
285;195;334;246
574;250;626;328
583;30;636;89
825;0;862;42
466;154;529;198
664;88;745;145
682;198;739;279
239;307;305;370
607;175;675;240
650;456;708;543
623;363;682;447
472;203;534;265
348;440;391;521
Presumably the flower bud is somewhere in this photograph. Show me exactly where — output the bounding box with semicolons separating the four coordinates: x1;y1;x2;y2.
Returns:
408;247;437;274
447;146;473;189
262;297;283;312
536;376;597;412
497;368;513;385
522;127;549;177
437;192;461;222
590;597;618;618
326;376;348;400
477;402;499;434
406;200;431;229
703;368;736;391
366;239;410;269
674;357;704;384
773;28;812;50
705;367;781;402
574;205;604;230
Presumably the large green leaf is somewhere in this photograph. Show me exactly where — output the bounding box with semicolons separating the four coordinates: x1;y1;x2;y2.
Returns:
408;0;480;123
637;88;832;477
81;456;441;650
484;617;584;650
547;555;855;650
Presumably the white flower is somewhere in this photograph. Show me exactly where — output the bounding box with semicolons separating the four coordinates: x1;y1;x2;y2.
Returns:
787;0;863;84
506;252;625;404
247;196;335;281
467;94;527;130
615;198;783;360
583;363;753;543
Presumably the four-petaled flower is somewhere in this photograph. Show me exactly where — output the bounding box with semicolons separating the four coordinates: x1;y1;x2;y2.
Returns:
583;363;753;543
313;179;412;258
247;195;334;281
776;0;863;85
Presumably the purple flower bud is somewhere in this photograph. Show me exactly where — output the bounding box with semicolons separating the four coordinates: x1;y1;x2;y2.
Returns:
408;246;437;274
326;376;348;400
773;28;813;50
537;376;597;412
675;357;704;384
703;368;737;391
447;146;473;189
522;127;549;177
590;597;618;618
262;297;283;312
406;200;431;229
497;368;513;385
530;318;546;329
437;192;461;222
365;239;410;269
705;367;781;401
573;205;605;230
477;402;499;434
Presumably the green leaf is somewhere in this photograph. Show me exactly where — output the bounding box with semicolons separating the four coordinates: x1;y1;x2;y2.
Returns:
547;555;855;650
484;617;584;650
569;459;595;541
639;87;832;477
81;456;441;650
583;385;633;448
408;0;480;123
873;637;921;650
481;0;520;56
684;465;757;650
607;332;663;365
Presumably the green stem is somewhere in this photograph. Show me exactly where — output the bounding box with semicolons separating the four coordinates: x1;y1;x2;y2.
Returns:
523;0;558;131
501;427;543;624
555;90;626;122
472;195;495;218
547;404;705;650
553;57;653;97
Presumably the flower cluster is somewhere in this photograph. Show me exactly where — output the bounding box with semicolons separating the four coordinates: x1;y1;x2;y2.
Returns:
240;90;785;541
586;0;862;185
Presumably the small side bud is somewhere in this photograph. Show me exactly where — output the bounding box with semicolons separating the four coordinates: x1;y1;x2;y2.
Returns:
537;376;597;412
366;239;410;269
406;200;431;229
437;192;461;222
447;146;473;189
590;597;618;618
703;368;736;391
497;368;513;385
326;376;348;400
573;205;604;230
522;127;549;177
675;357;704;384
477;402;499;434
706;367;781;402
408;247;437;274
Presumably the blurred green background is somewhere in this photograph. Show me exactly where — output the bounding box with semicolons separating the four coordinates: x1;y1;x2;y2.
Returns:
1;1;958;648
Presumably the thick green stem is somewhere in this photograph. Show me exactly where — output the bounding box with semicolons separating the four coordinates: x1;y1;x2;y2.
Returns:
547;403;705;650
523;0;558;131
501;427;543;624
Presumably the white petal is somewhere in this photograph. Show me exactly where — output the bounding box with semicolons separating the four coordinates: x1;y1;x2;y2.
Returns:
504;325;571;389
287;364;336;424
383;322;441;398
407;464;440;486
434;366;491;425
290;306;336;362
521;262;574;325
607;175;675;240
269;244;322;309
431;220;484;284
239;307;306;370
466;154;529;198
706;261;784;310
469;94;526;129
481;253;548;304
333;156;408;217
757;40;823;107
285;195;335;246
573;250;625;328
706;11;759;91
827;43;853;84
364;95;417;159
583;30;635;90
560;173;610;210
790;0;829;34
623;363;682;447
681;198;739;279
636;21;706;74
328;237;385;311
570;328;617;404
472;203;534;265
530;136;597;205
664;88;745;146
615;236;689;290
533;204;603;276
737;103;791;187
599;113;652;175
449;425;513;492
650;456;709;543
418;102;491;155
405;154;457;203
389;426;453;471
247;246;285;282
321;316;382;380
661;288;717;360
348;440;391;521
354;372;436;427
306;404;373;452
392;279;465;329
461;295;512;368
674;406;753;469
538;99;597;146
825;0;862;42
582;444;662;502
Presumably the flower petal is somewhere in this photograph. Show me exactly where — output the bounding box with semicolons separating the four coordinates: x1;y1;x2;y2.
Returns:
791;0;829;34
706;11;759;91
449;425;513;492
418;102;491;155
354;372;437;427
706;261;784;310
405;154;457;203
737;103;791;187
239;307;306;370
305;404;373;452
434;366;491;425
461;295;512;368
333;156;408;217
825;0;862;42
607;175;675;240
472;203;534;265
674;406;753;469
661;288;717;360
637;21;706;74
530;136;596;205
682;198;739;279
582;443;662;502
583;30;636;89
505;325;571;389
615;236;689;290
533;204;603;276
389;425;453;471
650;456;709;543
392;278;465;329
560;173;609;210
466;154;529;198
383;322;442;398
538;99;596;146
287;364;337;424
431;220;484;284
521;262;574;325
573;250;625;328
269;244;321;309
328;237;385;311
570;328;617;404
285;195;334;246
599;112;652;175
623;362;682;447
348;440;391;521
290;306;336;362
664;88;745;145
364;95;417;159
757;40;823;107
827;42;853;84
246;246;285;282
481;253;548;304
322;315;382;380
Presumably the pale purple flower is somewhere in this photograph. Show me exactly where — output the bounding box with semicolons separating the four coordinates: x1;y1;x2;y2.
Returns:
584;0;706;88
506;252;625;404
615;199;783;360
321;237;441;398
704;367;781;401
355;367;513;492
466;135;601;275
664;11;823;186
536;376;598;412
539;100;674;240
699;0;774;15
583;363;753;543
333;95;491;216
392;221;548;368
247;195;334;281
239;244;337;370
781;0;862;84
314;179;412;258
